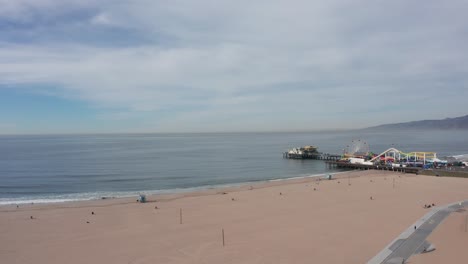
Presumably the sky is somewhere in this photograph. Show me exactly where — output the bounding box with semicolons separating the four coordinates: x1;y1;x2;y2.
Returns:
0;0;467;134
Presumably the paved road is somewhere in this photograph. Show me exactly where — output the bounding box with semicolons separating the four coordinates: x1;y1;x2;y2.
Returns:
368;200;468;264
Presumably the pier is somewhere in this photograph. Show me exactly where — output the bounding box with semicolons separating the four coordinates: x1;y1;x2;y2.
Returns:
283;145;341;161
283;152;342;161
283;141;443;174
325;161;420;174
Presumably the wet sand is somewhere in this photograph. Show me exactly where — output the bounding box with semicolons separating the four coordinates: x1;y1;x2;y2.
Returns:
1;170;467;264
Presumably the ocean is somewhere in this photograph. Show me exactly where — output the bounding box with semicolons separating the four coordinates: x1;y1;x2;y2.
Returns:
1;130;467;205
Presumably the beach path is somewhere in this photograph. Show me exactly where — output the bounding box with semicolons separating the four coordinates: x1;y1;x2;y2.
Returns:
369;200;468;264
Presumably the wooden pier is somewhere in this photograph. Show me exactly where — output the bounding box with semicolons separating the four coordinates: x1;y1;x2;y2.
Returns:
283;152;342;161
325;161;420;174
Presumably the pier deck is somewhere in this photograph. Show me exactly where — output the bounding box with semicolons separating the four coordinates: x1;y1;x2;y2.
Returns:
283;152;342;161
325;161;420;174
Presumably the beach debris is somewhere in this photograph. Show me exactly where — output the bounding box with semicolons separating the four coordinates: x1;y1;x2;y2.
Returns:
414;225;417;230
221;192;228;195
231;198;235;201
279;192;282;196
370;196;373;200
86;221;90;224
314;188;317;191
16;205;19;208
30;216;34;219
155;206;158;209
91;211;95;215
337;181;340;184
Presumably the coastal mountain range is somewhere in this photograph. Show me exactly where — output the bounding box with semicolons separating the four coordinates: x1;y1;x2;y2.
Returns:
366;115;468;130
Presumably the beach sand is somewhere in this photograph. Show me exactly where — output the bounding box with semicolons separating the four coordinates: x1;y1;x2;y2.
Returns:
1;170;468;264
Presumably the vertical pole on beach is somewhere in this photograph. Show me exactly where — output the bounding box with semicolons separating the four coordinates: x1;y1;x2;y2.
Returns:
222;228;225;246
180;208;182;224
465;214;467;232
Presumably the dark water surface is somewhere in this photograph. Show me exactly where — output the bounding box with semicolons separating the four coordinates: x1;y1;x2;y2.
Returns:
1;130;467;204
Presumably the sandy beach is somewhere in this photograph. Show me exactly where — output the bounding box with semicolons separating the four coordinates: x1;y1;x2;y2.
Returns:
1;170;467;264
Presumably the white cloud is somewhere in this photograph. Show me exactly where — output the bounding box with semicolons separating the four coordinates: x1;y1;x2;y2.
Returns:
0;0;468;132
90;12;113;26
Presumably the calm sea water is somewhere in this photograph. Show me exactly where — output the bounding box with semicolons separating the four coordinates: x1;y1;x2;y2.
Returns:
1;130;467;204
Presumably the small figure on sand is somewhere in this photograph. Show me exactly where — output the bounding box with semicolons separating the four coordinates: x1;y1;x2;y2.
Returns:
279;192;282;196
370;196;373;200
424;203;436;209
91;211;95;215
30;216;34;219
155;206;158;209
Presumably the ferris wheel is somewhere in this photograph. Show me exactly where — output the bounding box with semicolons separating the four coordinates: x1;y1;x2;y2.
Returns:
344;139;370;157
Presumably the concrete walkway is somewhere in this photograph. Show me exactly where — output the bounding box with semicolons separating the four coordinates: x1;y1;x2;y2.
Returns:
367;200;468;264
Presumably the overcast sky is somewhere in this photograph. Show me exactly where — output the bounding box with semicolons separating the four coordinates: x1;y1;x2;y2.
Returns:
0;0;467;134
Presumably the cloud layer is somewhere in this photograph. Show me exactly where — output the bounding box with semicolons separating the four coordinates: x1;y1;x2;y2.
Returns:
1;0;468;132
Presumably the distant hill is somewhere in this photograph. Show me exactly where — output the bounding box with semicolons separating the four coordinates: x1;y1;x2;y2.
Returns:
366;115;468;130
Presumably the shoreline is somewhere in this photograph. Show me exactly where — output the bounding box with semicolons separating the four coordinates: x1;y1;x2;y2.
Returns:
0;169;366;213
0;169;351;207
